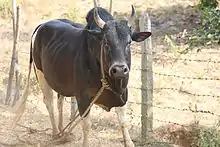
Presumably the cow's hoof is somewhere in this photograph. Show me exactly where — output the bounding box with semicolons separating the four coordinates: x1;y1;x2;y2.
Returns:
53;131;69;139
52;128;59;135
52;133;62;139
52;134;70;144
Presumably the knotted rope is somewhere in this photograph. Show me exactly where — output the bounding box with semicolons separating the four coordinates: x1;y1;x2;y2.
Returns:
57;38;111;137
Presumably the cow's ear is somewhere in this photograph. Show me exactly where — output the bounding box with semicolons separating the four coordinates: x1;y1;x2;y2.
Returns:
131;32;151;42
85;29;103;41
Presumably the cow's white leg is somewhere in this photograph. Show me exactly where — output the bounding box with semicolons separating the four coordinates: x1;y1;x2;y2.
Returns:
115;105;134;147
57;94;64;132
70;97;78;121
81;112;91;147
35;67;58;136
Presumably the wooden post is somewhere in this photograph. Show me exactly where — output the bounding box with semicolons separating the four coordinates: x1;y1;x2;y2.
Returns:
93;0;97;7
5;0;20;105
93;0;100;7
12;6;22;106
12;57;22;106
109;0;113;15
139;13;153;143
96;0;100;6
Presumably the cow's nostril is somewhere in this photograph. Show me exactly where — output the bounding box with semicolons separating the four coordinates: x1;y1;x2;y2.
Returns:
110;64;129;78
124;67;128;73
112;68;117;74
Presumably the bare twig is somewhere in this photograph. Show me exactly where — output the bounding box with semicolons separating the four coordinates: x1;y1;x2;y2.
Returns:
5;1;20;105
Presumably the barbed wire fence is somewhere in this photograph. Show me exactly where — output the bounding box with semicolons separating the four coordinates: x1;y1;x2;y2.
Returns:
124;12;220;146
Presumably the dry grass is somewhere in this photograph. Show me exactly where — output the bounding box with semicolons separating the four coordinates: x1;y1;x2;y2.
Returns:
0;0;220;146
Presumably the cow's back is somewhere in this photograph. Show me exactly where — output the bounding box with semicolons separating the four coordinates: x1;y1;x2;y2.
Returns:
33;20;87;96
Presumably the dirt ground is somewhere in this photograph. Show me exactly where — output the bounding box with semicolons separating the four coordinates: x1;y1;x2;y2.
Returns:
0;0;220;147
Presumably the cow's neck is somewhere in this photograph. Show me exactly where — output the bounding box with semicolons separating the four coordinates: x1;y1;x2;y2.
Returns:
86;36;103;85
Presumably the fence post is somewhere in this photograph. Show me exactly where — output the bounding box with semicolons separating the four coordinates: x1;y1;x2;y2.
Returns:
12;54;22;106
139;13;153;143
93;0;100;7
5;0;20;105
109;0;113;15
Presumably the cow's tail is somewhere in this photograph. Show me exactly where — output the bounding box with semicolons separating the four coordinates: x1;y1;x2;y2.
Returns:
11;24;42;128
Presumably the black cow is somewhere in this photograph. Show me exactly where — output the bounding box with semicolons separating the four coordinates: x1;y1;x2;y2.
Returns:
13;6;151;147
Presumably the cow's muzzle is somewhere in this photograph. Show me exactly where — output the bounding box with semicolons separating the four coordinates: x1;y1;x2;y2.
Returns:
109;64;129;78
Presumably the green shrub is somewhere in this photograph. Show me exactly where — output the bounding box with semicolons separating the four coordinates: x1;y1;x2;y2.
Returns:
198;127;220;147
0;0;12;18
198;0;218;10
189;8;220;47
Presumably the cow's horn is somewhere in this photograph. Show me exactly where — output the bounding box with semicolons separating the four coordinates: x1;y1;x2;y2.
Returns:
94;8;105;29
128;5;136;27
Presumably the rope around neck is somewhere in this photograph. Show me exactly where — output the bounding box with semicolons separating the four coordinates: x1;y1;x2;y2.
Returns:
56;40;111;137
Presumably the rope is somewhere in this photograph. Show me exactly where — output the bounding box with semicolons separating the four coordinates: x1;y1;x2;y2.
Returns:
57;37;111;137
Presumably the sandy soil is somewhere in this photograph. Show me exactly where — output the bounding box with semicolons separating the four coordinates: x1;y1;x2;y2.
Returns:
0;0;220;147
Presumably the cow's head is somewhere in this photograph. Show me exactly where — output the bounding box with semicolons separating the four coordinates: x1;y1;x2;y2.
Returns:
88;6;151;94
